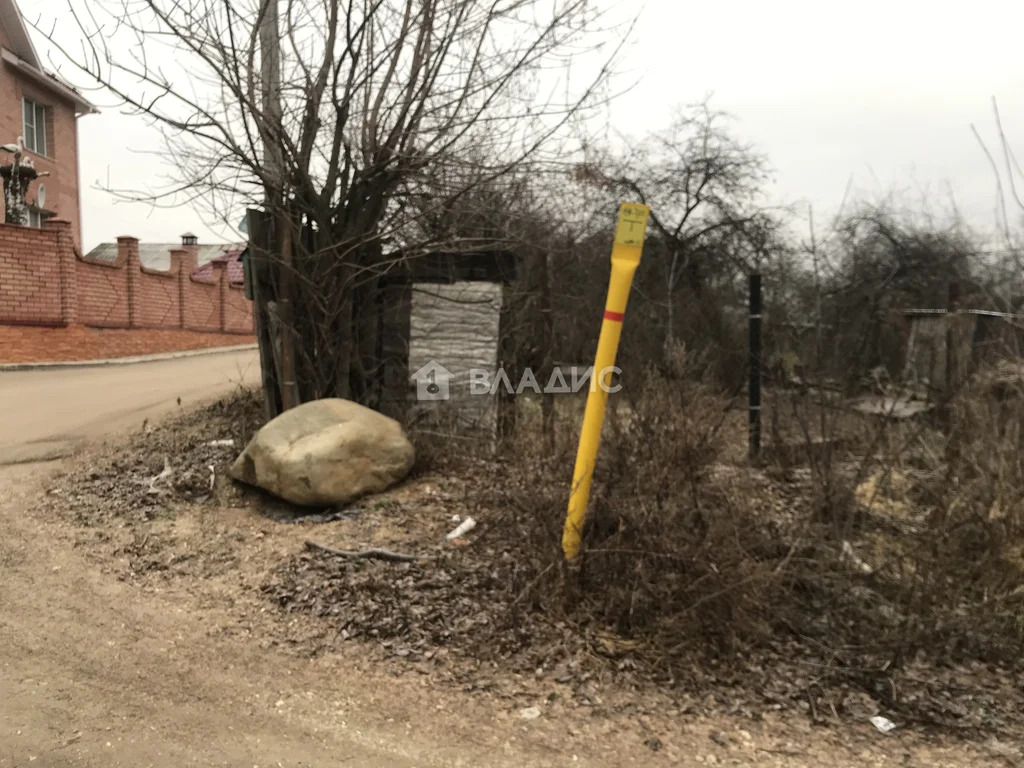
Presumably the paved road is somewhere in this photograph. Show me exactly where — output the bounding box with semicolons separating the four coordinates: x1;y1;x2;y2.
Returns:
0;349;259;465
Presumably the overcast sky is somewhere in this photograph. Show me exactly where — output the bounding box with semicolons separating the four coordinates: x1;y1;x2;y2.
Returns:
27;0;1024;251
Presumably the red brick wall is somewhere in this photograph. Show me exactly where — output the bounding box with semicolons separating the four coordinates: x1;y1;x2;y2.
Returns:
0;223;63;325
76;245;130;328
224;284;254;333
0;325;254;364
133;244;183;329
183;270;223;331
135;268;181;328
0;225;254;362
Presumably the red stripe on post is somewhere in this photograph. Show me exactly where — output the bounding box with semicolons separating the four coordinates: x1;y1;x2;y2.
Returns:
603;310;625;322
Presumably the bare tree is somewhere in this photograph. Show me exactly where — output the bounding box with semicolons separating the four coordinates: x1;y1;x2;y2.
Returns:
40;0;622;410
969;97;1024;307
574;101;780;375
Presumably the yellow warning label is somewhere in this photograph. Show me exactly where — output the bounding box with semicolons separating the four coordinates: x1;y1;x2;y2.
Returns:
613;202;651;247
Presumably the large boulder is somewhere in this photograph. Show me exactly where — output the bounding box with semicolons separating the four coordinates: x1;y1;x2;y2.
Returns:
230;398;415;506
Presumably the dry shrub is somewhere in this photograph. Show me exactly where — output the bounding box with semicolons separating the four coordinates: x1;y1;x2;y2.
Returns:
577;359;786;651
266;352;1024;725
499;354;1024;677
779;363;1024;676
884;371;1024;662
486;347;796;660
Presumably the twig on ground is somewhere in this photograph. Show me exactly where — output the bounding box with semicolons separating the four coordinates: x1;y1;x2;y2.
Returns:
511;562;555;606
145;456;173;494
304;540;434;563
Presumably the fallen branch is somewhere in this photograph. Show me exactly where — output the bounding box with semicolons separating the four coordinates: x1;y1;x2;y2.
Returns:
304;540;433;563
145;456;173;494
511;562;554;606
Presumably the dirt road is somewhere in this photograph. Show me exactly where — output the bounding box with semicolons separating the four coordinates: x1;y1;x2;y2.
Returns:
0;352;621;767
0;349;259;465
0;354;1005;767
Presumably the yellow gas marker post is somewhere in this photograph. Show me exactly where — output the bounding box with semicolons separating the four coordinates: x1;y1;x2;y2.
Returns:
562;202;651;562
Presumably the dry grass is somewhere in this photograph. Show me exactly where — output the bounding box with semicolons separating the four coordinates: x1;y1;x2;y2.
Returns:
45;361;1024;734
396;352;1024;720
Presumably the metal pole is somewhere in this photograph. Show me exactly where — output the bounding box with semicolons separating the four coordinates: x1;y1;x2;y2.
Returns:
748;273;762;460
562;203;651;562
945;280;960;395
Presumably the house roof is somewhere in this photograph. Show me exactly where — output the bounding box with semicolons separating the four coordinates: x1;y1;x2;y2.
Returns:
0;0;39;68
0;0;97;115
84;242;246;284
191;248;245;285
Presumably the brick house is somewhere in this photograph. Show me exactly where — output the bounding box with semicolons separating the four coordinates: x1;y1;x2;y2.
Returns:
0;3;254;364
0;0;95;244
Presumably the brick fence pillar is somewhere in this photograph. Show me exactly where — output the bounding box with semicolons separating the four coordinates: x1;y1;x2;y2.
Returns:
169;248;187;329
118;235;140;328
45;218;78;326
212;261;227;331
216;260;229;332
181;234;200;274
177;241;199;330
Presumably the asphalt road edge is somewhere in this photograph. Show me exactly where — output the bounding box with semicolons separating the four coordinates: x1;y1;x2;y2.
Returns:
0;344;259;372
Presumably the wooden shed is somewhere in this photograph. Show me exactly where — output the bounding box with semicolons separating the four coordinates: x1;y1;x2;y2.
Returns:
902;309;1024;392
377;250;517;434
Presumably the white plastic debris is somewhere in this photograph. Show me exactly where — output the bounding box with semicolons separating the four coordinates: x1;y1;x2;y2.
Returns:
208;464;216;491
445;516;477;541
870;715;896;734
841;540;874;574
519;706;542;721
206;439;236;448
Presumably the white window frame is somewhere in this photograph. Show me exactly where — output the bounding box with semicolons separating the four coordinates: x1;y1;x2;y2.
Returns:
22;98;47;156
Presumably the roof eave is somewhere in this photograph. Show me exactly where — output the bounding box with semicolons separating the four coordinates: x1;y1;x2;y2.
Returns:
2;0;40;68
0;48;98;115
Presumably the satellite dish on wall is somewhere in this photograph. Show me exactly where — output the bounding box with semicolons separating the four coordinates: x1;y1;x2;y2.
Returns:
36;184;46;209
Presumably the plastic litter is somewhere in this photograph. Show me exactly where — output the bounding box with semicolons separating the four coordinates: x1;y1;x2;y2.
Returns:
445;516;477;541
870;715;896;734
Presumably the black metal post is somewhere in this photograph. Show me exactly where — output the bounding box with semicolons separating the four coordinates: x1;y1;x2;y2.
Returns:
945;280;960;395
748;273;762;460
939;280;960;429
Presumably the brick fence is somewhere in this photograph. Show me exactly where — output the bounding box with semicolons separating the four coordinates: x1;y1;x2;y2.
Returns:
0;219;254;362
0;325;255;364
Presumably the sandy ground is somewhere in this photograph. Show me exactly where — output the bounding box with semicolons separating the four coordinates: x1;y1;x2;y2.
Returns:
0;349;259;465
0;352;1016;766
